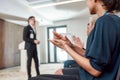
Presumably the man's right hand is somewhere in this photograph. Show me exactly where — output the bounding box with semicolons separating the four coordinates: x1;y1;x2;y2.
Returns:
34;40;40;44
52;31;73;47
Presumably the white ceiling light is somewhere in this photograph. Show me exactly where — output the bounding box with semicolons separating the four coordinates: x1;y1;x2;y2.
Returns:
32;0;85;8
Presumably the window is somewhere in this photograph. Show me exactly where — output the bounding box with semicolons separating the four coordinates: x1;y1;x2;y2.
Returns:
47;25;68;63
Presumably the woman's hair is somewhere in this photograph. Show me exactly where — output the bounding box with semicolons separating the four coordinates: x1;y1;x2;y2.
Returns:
100;0;120;12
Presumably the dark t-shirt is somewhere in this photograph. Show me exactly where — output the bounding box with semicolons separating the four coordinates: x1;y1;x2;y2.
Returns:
79;14;120;80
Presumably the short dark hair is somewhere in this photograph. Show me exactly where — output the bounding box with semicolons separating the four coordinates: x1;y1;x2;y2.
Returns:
27;16;35;23
100;0;120;12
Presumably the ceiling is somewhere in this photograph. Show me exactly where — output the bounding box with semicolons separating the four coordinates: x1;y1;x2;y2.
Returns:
0;0;89;26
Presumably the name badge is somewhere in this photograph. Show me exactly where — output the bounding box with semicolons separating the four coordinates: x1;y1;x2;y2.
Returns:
30;33;34;39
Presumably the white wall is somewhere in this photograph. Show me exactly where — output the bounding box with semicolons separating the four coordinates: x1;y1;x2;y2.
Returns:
39;17;89;63
38;26;48;63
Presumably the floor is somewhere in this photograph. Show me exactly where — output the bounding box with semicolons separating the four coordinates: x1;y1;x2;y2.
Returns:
0;63;63;80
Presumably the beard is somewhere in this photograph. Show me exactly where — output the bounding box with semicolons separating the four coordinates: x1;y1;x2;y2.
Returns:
89;7;96;15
